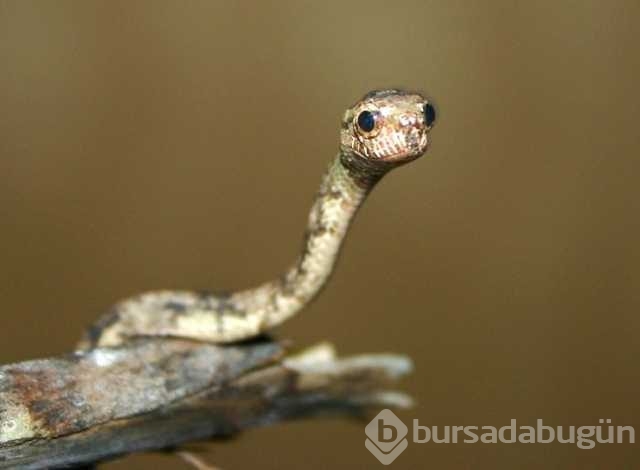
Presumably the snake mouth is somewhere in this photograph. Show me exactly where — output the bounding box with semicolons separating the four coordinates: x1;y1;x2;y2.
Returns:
355;124;429;164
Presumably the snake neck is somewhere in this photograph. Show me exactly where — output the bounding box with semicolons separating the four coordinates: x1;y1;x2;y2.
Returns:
232;150;388;329
84;150;391;347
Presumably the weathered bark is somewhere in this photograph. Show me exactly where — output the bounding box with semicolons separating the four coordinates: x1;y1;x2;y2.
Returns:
0;338;413;469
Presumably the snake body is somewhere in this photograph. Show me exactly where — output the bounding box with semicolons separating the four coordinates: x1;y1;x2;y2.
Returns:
85;89;436;347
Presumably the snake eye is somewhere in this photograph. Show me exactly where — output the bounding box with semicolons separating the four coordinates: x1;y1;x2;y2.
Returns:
423;102;436;128
356;110;377;135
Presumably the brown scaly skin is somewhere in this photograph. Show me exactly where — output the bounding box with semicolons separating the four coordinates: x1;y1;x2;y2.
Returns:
82;89;436;348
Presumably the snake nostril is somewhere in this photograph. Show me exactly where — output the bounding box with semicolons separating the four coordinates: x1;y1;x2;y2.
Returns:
398;114;414;126
423;103;436;128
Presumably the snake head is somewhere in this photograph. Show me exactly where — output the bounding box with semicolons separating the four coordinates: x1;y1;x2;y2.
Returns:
341;89;435;165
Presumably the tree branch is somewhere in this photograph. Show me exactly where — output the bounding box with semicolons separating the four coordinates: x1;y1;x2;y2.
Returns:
0;338;413;469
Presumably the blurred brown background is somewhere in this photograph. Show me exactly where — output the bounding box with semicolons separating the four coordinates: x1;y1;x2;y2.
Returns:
1;1;639;468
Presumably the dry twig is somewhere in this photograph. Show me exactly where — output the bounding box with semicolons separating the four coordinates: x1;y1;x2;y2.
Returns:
0;338;413;469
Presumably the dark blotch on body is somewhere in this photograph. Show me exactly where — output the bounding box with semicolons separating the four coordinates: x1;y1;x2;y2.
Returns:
84;307;122;346
163;301;187;313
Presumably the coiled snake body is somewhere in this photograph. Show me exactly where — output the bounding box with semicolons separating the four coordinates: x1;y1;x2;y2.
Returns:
84;89;436;347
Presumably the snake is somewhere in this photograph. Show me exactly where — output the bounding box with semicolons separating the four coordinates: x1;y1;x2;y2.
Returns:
83;89;436;348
